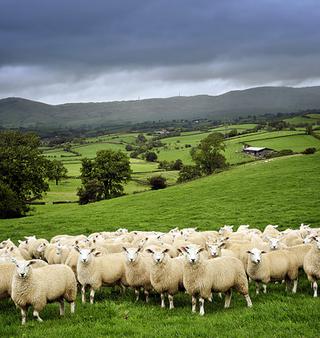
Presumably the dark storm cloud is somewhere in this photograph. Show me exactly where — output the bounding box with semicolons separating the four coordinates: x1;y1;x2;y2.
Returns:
0;0;319;102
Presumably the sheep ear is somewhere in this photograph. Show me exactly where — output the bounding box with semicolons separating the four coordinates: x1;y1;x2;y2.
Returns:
27;260;37;266
218;242;225;248
197;248;204;253
162;248;170;254
11;257;18;265
136;246;142;253
93;251;102;257
18;240;24;245
74;246;81;253
246;250;252;254
122;247;128;253
180;246;187;253
145;249;154;254
261;251;266;254
90;248;96;254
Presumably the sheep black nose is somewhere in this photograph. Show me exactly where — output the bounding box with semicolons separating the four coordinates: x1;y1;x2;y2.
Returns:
191;259;195;263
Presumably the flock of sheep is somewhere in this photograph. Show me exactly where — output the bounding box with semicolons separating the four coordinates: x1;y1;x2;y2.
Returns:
1;223;320;324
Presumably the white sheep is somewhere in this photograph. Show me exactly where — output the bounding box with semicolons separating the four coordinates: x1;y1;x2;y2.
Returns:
0;260;48;300
146;247;184;309
206;242;236;259
11;259;77;325
76;248;127;304
122;246;153;302
303;236;320;297
246;248;299;294
181;245;252;315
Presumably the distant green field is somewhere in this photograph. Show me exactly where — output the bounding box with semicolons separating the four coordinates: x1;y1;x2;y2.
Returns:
306;114;320;120
249;135;320;152
1;151;320;337
284;116;318;125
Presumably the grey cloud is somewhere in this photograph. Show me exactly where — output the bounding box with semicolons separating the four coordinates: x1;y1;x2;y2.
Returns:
0;0;320;102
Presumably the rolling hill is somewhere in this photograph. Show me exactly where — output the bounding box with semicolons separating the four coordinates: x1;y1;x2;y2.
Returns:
1;86;320;128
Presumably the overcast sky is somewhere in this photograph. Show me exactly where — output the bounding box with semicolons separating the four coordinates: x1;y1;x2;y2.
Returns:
0;0;319;104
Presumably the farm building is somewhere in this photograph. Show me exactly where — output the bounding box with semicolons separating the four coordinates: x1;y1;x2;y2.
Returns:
243;146;274;157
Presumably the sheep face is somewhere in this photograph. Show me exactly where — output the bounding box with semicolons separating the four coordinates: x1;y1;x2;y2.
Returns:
147;248;169;264
55;242;63;255
77;248;100;264
207;244;220;258
123;247;141;263
183;245;204;264
247;248;265;264
12;260;34;279
219;225;233;235
0;239;9;249
268;238;280;250
37;242;47;253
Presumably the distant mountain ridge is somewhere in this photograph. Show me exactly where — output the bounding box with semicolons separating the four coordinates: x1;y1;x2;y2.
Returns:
1;86;320;128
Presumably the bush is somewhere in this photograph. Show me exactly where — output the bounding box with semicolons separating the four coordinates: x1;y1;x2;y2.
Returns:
145;151;158;162
177;165;202;183
265;149;294;158
302;147;317;154
125;144;134;151
149;175;167;190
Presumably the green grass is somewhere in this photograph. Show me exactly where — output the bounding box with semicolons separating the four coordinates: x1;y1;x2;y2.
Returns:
284;116;319;125
0;153;320;337
248;135;320;152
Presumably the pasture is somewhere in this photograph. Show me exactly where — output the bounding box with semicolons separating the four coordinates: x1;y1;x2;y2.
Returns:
41;127;320;203
0;152;320;337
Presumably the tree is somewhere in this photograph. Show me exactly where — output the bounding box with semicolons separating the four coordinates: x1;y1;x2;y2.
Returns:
145;151;158;162
149;175;167;190
0;181;26;218
172;159;183;170
0;131;49;217
47;160;68;185
306;125;313;135
177;165;202;183
191;132;228;175
136;133;147;144
77;149;131;204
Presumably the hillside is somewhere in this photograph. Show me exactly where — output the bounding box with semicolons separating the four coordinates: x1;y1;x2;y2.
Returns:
1;86;320;128
0;151;319;337
1;152;319;239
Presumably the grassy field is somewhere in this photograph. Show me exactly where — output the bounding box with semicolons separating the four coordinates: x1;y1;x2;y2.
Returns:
284;115;319;125
41;128;320;203
0;152;320;337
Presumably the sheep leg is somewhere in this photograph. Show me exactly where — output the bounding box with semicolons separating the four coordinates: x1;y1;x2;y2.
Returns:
199;297;205;316
218;292;222;299
160;293;165;308
255;282;260;295
90;288;95;304
208;293;213;302
244;294;252;307
20;307;27;325
292;280;298;294
192;296;197;313
81;285;86;303
33;310;43;322
224;290;232;309
313;281;318;297
168;294;174;309
134;289;140;302
262;284;267;294
144;290;149;303
59;300;65;316
70;302;75;314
